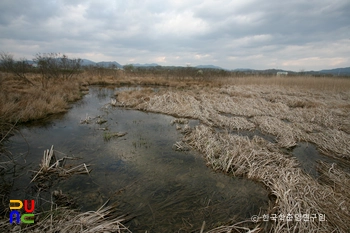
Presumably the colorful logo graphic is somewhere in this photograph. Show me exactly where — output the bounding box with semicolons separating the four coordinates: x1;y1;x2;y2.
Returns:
9;200;35;224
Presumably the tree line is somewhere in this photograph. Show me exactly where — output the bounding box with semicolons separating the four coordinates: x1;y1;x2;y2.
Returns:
0;52;82;87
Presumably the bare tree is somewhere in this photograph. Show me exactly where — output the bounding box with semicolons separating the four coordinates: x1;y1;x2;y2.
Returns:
33;53;82;87
0;52;35;86
123;64;134;72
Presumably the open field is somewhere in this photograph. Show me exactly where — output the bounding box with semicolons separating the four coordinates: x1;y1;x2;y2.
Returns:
1;70;350;232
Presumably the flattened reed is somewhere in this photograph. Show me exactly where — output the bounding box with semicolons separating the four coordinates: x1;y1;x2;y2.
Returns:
2;70;350;232
115;82;350;232
187;125;349;232
116;84;349;159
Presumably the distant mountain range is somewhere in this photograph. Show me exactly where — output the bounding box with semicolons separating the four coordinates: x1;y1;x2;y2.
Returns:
232;67;350;76
318;67;350;75
132;63;160;67
81;60;161;68
81;59;123;68
80;60;227;70
195;65;224;69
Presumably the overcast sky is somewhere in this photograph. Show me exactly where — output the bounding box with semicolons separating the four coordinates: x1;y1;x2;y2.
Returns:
1;0;349;71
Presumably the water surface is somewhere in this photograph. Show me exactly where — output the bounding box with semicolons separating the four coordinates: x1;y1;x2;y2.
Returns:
5;86;269;232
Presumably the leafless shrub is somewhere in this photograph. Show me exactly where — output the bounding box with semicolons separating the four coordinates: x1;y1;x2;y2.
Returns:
33;53;81;87
0;52;35;86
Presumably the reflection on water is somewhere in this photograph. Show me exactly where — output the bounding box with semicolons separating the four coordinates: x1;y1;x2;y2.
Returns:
6;86;269;232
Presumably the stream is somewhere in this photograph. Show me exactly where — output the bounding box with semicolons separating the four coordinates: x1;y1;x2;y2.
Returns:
4;86;269;232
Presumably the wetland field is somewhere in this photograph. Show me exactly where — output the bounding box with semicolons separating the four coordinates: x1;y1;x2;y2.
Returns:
0;69;349;232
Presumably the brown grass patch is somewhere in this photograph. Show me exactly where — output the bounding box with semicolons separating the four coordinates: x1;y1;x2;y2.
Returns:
114;79;350;232
0;205;130;233
229;75;350;92
186;125;350;232
1;71;350;232
116;84;349;155
0;73;83;123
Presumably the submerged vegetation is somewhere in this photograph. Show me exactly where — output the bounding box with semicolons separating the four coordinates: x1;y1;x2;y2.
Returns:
1;53;350;232
103;131;127;141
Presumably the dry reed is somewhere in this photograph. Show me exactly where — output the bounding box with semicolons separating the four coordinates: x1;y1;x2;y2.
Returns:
0;73;83;123
116;84;349;159
186;125;350;232
31;145;91;184
114;80;350;232
1;70;350;232
1;204;131;233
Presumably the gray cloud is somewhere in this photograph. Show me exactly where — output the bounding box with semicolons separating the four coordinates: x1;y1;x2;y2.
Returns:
0;0;349;71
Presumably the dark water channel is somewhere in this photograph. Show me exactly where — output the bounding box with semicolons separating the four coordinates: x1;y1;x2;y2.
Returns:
5;86;269;232
292;142;350;179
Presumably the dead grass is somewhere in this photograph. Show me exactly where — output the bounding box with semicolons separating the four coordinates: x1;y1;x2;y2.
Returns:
186;125;349;232
1;70;349;125
1;71;350;232
30;145;91;184
0;144;129;233
114;78;350;232
0;73;83;123
0;204;131;233
229;75;350;92
117;84;349;155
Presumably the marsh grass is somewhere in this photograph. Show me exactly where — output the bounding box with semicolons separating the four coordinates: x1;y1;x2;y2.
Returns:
1;70;349;125
114;80;350;232
187;126;350;232
0;204;131;233
228;75;350;92
0;146;129;233
0;73;83;124
1;70;350;232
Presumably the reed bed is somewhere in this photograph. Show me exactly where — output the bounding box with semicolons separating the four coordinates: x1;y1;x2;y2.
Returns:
186;125;349;232
317;161;350;198
0;74;83;123
114;81;350;232
116;84;349;159
1;71;350;231
251;116;304;148
229;75;350;92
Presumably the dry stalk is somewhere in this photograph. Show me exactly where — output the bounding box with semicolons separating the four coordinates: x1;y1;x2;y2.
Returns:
113;81;350;232
117;85;349;159
184;125;350;232
2;205;131;233
41;145;56;171
31;146;91;183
